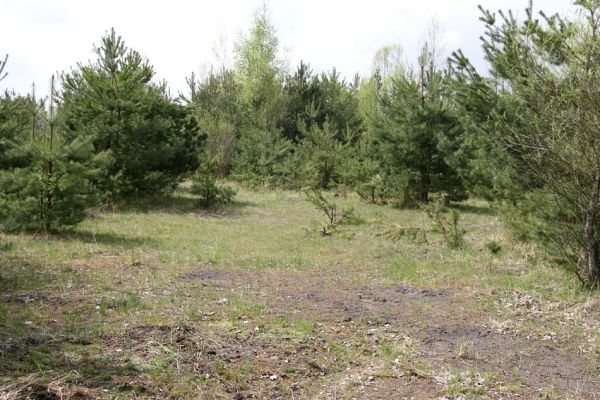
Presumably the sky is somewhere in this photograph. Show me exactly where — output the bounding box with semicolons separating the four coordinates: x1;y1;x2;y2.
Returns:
1;0;573;98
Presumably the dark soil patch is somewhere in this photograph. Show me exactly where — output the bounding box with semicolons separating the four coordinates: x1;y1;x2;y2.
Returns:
179;264;232;284
14;385;61;400
1;334;93;361
384;284;452;300
2;292;41;304
0;381;97;400
422;324;599;396
423;324;510;351
102;323;347;399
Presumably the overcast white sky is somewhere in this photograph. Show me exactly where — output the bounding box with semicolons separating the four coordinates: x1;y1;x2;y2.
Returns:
1;0;572;97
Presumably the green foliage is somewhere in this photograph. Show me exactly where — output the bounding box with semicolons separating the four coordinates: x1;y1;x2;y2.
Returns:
311;69;363;140
281;61;320;142
0;81;99;232
282;63;363;143
304;190;358;235
187;7;371;194
185;69;247;177
375;46;468;205
449;50;527;202
190;174;236;208
425;200;467;249
231;127;293;188
61;29;200;201
356;174;387;204
356;171;414;208
0;240;12;252
191;156;236;208
0;139;98;232
468;1;600;287
485;241;502;256
0;93;32;170
234;4;285;131
295;120;347;189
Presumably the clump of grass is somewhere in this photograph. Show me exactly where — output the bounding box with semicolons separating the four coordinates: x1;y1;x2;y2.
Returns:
99;292;143;315
388;261;422;283
129;341;181;374
443;368;489;398
455;340;470;359
225;294;266;322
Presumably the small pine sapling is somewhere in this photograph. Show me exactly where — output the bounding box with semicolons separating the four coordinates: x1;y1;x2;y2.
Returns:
191;154;236;208
485;240;502;270
357;174;386;204
447;209;467;249
425;199;467;249
304;190;359;235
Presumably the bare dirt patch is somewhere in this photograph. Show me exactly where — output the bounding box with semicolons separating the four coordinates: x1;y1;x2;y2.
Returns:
179;265;233;284
100;322;357;399
177;265;600;398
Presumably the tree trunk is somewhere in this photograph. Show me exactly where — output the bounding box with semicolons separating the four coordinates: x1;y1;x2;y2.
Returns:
419;169;430;203
46;77;55;232
403;187;410;208
584;172;600;288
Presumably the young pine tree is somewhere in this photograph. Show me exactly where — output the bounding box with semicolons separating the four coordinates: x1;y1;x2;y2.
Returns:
231;127;293;187
375;43;467;204
296;119;348;189
469;2;600;288
191;153;236;208
61;29;200;201
0;77;99;232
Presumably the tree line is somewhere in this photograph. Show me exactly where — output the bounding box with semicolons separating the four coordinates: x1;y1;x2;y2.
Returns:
2;1;600;289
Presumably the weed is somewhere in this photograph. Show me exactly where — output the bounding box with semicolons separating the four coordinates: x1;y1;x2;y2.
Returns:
443;368;488;398
214;359;237;381
99;292;143;314
386;261;421;283
540;384;561;400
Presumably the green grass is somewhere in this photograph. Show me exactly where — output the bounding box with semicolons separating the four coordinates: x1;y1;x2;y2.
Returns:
0;184;598;398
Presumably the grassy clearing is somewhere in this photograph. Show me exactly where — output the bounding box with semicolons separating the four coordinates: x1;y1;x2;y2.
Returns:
1;185;599;399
